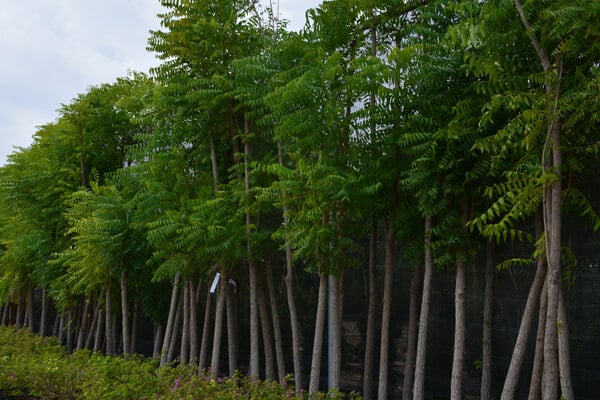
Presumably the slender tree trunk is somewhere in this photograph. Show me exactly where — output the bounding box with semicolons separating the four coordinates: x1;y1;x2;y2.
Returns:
77;298;91;350
153;324;164;359
199;285;213;372
160;272;181;365
105;285;114;355
40;287;49;337
189;279;199;365
481;242;495;400
58;312;65;344
211;275;227;379
528;278;548;400
278;141;303;392
266;255;287;386
130;298;138;354
94;308;104;352
377;218;395;400
121;270;130;355
66;309;75;353
2;303;8;326
309;272;329;394
15;292;23;328
180;279;190;365
258;268;276;381
331;270;344;392
501;253;546;399
167;289;183;363
403;264;422;400
450;259;466;400
364;222;378;400
226;279;238;375
414;216;434;400
26;280;34;333
558;286;573;400
86;299;99;349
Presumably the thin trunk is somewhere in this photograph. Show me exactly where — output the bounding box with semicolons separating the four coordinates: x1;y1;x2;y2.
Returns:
121;270;130;355
86;299;100;349
77;298;91;350
167;289;183;363
180;279;190;365
364;222;378;400
501;252;547;399
332;271;344;392
558;286;573;400
377;219;395;400
94;308;104;352
130;298;138;354
58;313;65;345
481;243;495;400
105;285;114;355
189;279;199;366
15;292;23;328
2;303;8;326
160;272;181;366
153;324;164;359
450;259;466;400
258;268;276;381
199;285;213;371
211;275;227;379
40;287;48;337
226;279;238;375
413;216;434;400
528;278;548;400
266;255;287;386
111;312;118;354
278;141;303;392
26;280;34;333
309;272;329;394
403;264;422;400
66;309;74;353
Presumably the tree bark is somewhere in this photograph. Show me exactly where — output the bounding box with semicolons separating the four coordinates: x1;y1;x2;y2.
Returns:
364;222;378;400
26;280;34;333
153;323;164;359
226;279;238;375
481;242;495;400
266;255;287;386
105;285;114;355
77;297;91;350
413;216;434;400
167;288;183;363
180;278;190;365
403;263;422;400
377;218;395;400
94;308;104;352
211;274;227;379
189;279;199;365
66;309;75;353
160;272;181;365
121;270;130;355
528;278;547;400
450;258;466;400
558;286;573;400
40;287;48;337
258;268;276;381
332;271;344;392
278;141;304;392
130;298;138;354
199;283;213;372
309;272;329;394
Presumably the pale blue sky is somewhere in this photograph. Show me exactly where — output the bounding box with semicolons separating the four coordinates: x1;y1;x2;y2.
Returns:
0;0;321;165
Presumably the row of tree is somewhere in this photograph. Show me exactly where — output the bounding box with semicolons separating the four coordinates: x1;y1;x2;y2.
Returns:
1;1;598;399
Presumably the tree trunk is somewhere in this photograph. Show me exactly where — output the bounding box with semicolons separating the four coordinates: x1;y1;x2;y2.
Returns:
40;287;49;337
189;279;199;365
105;285;114;355
160;272;181;365
153;324;164;359
65;309;75;353
481;242;495;400
309;272;328;394
180;279;190;365
121;270;130;355
226;279;238;375
15;292;23;328
413;216;434;400
77;298;91;350
258;268;276;381
26;280;34;333
266;255;287;386
528;278;547;400
130;298;138;354
364;222;378;400
279;140;303;392
403;264;422;400
94;308;104;352
558;286;573;400
377;219;395;400
331;271;344;392
450;259;466;400
199;284;213;372
211;274;227;379
167;289;183;363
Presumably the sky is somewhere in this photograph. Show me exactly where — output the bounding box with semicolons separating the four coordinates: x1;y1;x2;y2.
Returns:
0;0;322;166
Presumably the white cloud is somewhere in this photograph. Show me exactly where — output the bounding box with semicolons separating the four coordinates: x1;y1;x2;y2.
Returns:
0;0;323;166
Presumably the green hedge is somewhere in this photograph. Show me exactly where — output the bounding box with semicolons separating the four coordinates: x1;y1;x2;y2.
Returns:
0;326;361;399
